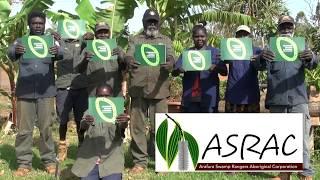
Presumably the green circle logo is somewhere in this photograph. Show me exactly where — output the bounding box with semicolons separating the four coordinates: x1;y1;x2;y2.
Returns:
141;44;160;66
226;38;246;59
92;39;112;61
28;36;48;58
63;19;80;39
187;50;206;71
276;37;298;61
95;97;117;123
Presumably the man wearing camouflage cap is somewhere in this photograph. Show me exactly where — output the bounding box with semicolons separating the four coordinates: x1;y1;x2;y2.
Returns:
125;9;175;173
76;22;125;97
257;15;318;180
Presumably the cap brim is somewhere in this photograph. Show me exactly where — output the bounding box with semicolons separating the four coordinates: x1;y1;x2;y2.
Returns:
144;17;159;21
236;29;250;33
278;21;294;25
95;27;110;32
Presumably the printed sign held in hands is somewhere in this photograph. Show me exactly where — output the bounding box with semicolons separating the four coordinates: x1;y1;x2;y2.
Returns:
134;44;166;66
87;39;118;61
88;97;124;124
21;35;54;59
182;50;211;71
270;37;305;61
220;38;253;61
57;20;86;40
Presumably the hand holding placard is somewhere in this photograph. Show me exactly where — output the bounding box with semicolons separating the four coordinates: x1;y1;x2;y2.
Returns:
21;35;54;59
86;39;118;61
88;97;125;124
220;38;253;61
298;49;313;62
182;50;211;71
269;37;305;61
134;44;166;66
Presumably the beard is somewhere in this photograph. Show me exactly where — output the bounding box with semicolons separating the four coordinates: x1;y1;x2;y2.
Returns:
145;27;159;38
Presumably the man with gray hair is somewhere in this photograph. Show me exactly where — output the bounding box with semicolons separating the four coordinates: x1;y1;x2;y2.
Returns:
125;9;175;174
257;15;317;180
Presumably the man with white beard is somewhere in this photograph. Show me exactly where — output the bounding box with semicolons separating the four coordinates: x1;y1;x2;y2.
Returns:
256;15;318;180
125;9;175;174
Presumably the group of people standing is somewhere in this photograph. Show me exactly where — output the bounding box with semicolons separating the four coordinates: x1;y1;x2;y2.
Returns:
7;7;317;180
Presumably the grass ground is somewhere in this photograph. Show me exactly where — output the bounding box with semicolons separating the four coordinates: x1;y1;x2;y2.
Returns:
1;122;320;180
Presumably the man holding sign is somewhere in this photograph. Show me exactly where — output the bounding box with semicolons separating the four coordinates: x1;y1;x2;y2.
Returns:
224;25;262;113
51;24;93;162
77;22;125;97
72;84;129;180
125;9;175;173
7;11;63;176
256;15;318;180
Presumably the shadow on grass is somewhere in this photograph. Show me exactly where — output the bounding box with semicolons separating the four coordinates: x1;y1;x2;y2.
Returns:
60;163;79;180
124;144;134;168
123;142;155;169
0;144;42;170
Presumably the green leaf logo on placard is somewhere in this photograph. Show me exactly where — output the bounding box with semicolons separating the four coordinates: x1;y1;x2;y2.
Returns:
95;97;117;123
226;38;247;59
276;37;298;62
156;114;199;170
141;44;160;66
63;19;80;39
28;36;48;58
92;39;112;61
187;50;206;71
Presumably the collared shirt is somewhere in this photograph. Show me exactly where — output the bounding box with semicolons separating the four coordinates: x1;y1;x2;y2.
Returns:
56;40;88;89
225;47;262;104
174;46;227;108
255;49;318;107
76;45;125;96
71;111;124;178
126;32;175;99
7;37;63;99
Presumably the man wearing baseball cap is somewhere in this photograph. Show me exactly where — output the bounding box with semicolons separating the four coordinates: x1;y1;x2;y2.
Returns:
125;9;175;174
76;21;125;97
257;15;318;180
225;25;262;113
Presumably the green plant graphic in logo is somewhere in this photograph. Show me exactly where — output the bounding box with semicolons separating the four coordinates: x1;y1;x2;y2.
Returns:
95;97;117;123
276;37;298;62
63;19;80;39
156;114;199;170
92;39;112;61
28;36;49;58
226;38;246;60
187;50;206;71
141;44;160;66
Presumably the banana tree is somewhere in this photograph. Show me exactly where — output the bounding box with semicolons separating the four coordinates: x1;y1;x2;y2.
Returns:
0;0;54;124
46;0;138;48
